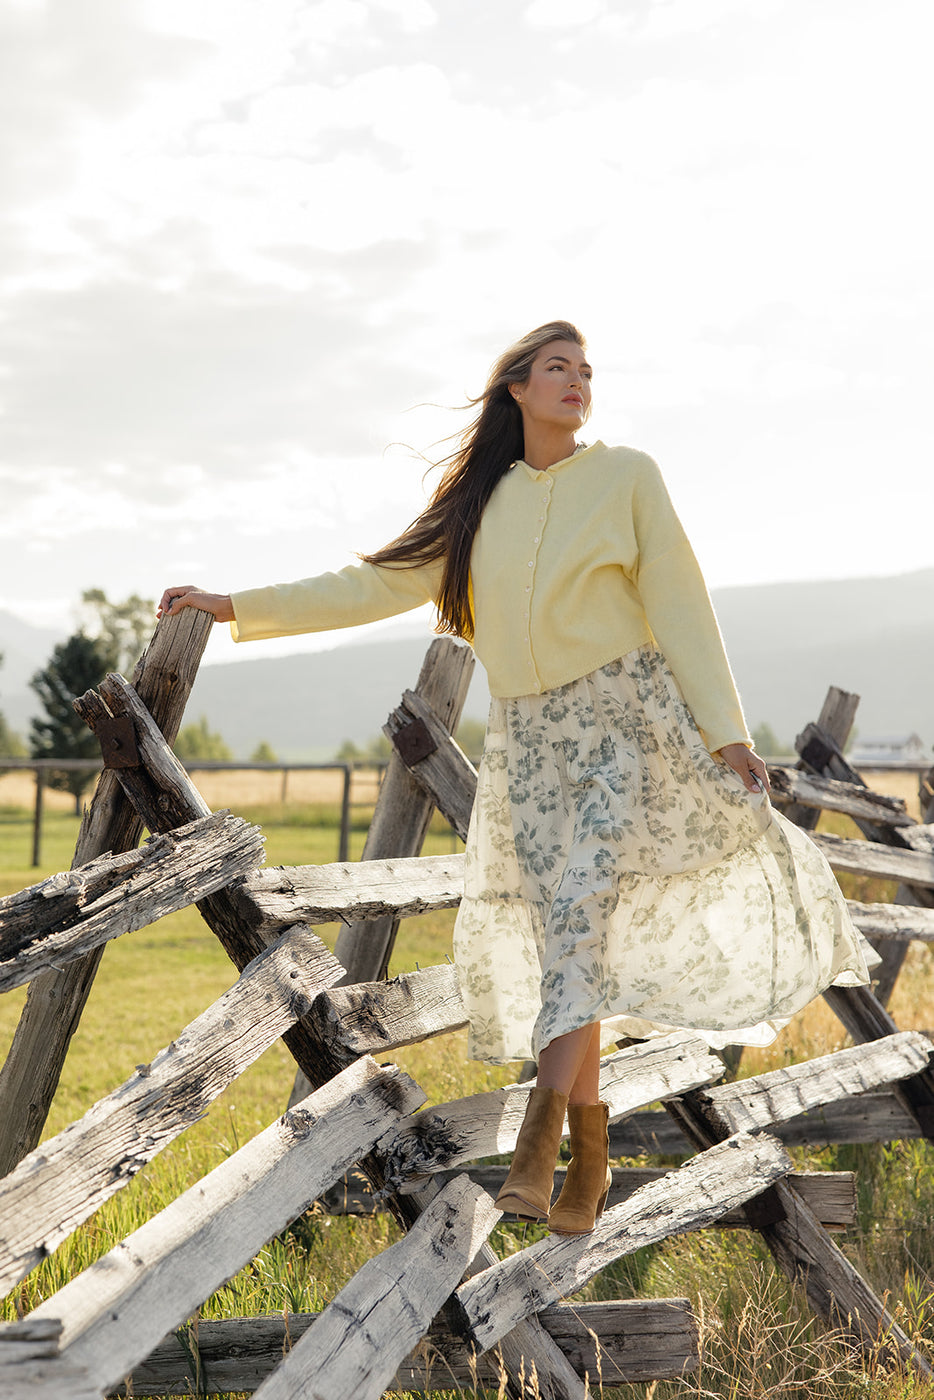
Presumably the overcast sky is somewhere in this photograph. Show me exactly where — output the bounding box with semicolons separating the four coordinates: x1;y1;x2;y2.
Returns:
1;0;930;667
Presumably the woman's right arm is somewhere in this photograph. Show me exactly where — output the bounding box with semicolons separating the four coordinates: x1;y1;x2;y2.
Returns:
158;556;444;642
158;586;234;623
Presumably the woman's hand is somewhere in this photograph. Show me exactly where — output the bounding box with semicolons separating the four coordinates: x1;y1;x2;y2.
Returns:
157;586;235;624
714;742;770;794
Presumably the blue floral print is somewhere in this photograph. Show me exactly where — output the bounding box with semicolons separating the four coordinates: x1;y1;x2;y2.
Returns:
453;646;874;1064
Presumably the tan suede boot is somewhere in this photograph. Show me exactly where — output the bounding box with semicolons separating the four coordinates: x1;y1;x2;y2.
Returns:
494;1086;569;1223
547;1101;612;1235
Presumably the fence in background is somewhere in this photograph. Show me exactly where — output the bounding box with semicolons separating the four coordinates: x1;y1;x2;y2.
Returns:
0;759;390;868
1;753;926;869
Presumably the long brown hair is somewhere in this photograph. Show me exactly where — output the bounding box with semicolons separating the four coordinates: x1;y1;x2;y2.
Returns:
362;319;587;640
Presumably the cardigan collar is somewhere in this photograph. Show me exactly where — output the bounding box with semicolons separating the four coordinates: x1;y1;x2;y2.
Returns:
516;439;603;481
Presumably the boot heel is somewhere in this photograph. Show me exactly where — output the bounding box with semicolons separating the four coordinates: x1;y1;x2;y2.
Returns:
494;1086;568;1222
547;1102;612;1235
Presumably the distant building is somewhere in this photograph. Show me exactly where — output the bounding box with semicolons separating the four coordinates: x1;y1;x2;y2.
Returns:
850;733;927;764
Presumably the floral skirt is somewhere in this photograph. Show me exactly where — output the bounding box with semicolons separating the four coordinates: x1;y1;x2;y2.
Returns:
453;646;874;1065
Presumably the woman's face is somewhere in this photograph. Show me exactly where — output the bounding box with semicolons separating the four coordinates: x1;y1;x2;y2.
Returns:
510;338;593;432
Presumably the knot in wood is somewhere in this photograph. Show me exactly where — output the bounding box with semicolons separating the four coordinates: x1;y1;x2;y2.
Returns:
284;1106;317;1139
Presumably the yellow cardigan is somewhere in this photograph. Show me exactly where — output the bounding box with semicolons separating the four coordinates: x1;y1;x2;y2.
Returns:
230;441;750;753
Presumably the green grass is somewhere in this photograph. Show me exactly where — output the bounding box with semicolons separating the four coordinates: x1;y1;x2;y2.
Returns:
3;799;934;1397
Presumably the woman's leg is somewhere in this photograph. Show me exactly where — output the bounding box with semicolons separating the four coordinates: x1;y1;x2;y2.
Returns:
536;1021;601;1103
493;1023;603;1223
539;1023;612;1234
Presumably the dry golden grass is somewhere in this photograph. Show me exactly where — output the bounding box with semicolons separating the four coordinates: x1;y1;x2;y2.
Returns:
864;768;927;822
0;772;76;812
0;765;386;817
2;760;922;823
187;764;383;809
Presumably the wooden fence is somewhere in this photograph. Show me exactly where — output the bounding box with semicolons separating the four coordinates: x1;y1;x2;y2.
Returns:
0;757;389;868
1;609;934;1397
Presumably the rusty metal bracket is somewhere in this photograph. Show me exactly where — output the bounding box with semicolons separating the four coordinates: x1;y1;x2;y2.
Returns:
392;716;437;767
97;713;140;769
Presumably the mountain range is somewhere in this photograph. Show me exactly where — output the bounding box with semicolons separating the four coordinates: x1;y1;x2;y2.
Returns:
1;567;931;760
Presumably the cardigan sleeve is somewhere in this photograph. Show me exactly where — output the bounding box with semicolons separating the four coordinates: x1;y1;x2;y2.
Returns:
632;460;751;753
229;556;444;643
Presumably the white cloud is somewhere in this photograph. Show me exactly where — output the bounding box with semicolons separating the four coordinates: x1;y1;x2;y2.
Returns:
368;0;436;32
526;0;608;28
635;0;783;43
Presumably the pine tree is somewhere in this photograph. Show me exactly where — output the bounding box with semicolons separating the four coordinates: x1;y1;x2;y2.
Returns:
29;633;116;813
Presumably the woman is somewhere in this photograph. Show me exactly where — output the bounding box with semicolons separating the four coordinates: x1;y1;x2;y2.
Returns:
160;320;872;1236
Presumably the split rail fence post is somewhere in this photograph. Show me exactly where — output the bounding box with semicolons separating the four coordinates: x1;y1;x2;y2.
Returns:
0;611;213;1178
338;763;352;863
332;636;475;984
30;766;44;869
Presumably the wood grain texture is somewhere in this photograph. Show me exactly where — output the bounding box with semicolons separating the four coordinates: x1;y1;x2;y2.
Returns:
456;1132;792;1352
33;1059;425;1396
812;832;934;887
119;1299;698;1395
305;962;467;1070
848;900;934;940
0;1318;105;1399
665;1092;931;1374
252;1176;498;1400
700;1030;933;1135
784;687;860;830
0;927;344;1297
763;1178;930;1374
331;1164;856;1230
382;688;478;842
233;853;464;938
768;766;912;826
0;813;264;993
609;1090;924;1156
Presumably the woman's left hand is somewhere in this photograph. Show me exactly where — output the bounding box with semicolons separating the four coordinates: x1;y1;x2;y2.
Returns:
714;742;770;794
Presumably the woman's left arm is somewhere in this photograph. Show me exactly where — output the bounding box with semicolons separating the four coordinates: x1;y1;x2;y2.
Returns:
631;456;753;756
715;741;770;793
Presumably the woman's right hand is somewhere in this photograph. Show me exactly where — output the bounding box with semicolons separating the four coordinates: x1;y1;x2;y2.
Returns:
157;586;235;624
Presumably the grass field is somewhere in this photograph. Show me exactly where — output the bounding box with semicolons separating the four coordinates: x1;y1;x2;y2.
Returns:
2;770;934;1397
